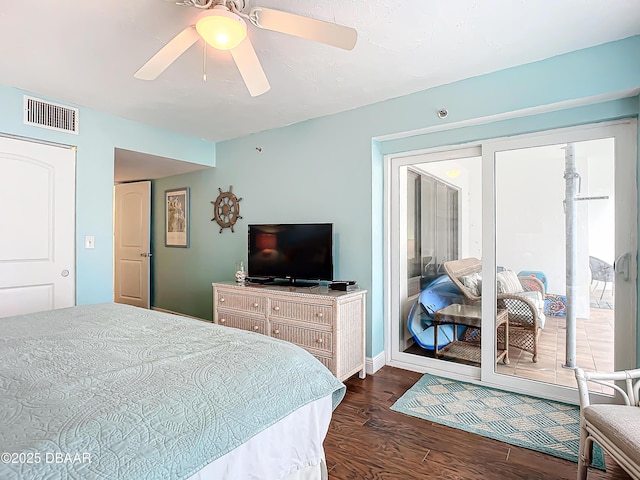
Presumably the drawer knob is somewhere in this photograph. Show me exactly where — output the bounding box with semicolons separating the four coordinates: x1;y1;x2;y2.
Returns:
316;312;323;318
220;297;225;302
273;329;280;335
253;302;259;308
253;325;259;331
273;306;280;312
220;318;226;323
316;338;324;344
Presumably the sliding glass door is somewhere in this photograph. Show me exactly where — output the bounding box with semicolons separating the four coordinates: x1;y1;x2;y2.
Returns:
389;147;482;379
387;120;637;403
481;120;637;402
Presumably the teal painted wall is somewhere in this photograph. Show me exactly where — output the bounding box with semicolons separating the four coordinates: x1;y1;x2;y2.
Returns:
152;36;640;360
0;85;216;304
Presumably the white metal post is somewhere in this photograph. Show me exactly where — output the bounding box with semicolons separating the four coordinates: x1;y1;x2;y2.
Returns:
564;143;578;368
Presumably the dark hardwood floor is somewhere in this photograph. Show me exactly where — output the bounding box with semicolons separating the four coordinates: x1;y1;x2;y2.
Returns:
323;366;631;480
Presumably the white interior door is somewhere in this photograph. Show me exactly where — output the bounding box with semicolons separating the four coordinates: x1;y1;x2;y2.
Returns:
114;181;151;308
0;136;76;318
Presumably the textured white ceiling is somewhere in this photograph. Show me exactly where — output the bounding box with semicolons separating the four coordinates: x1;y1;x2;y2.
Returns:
0;0;639;144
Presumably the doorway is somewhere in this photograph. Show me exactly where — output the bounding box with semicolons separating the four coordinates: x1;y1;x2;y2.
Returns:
386;119;637;403
112;148;211;308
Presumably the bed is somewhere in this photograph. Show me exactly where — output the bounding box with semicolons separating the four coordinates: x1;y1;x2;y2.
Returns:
0;303;346;480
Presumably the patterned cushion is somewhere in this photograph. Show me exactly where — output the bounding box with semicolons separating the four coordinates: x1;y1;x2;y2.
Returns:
496;270;524;294
520;276;544;293
544;294;566;316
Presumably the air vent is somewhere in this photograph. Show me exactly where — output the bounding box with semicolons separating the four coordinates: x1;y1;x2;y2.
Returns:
23;95;78;134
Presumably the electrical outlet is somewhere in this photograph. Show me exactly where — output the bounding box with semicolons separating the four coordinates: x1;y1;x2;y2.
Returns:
85;235;95;249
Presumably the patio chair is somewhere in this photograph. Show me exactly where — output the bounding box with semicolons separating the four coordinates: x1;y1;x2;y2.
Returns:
443;257;546;362
589;256;614;302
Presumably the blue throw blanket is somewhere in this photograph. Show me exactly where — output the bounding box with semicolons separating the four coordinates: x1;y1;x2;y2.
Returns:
0;303;345;479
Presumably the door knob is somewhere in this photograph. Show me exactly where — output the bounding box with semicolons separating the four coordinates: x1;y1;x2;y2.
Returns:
140;252;153;257
61;270;69;277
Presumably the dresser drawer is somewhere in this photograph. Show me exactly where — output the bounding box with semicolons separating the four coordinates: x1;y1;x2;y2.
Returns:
270;322;332;354
217;311;266;335
269;299;332;326
213;282;366;382
216;290;266;315
313;355;334;373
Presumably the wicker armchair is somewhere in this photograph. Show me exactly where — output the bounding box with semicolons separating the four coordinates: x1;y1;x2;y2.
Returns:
575;367;640;480
442;257;546;362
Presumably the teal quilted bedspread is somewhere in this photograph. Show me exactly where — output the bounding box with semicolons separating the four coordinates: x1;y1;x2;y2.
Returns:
0;303;345;479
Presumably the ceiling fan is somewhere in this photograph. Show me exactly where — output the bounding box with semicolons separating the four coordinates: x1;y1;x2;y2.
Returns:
134;0;358;97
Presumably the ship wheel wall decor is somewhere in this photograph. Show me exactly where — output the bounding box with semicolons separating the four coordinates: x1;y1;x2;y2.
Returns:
211;185;242;233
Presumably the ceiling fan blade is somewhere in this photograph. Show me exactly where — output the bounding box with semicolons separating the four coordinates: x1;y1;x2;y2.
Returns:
230;37;270;97
250;7;357;51
134;26;200;80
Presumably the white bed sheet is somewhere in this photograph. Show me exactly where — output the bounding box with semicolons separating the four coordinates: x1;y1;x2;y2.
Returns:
186;394;333;480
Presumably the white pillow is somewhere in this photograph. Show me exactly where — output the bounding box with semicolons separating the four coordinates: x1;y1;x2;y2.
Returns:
461;272;482;296
517;290;547;329
496;270;524;294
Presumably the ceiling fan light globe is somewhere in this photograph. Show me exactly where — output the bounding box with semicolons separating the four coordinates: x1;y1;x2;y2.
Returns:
215;33;229;46
196;10;247;51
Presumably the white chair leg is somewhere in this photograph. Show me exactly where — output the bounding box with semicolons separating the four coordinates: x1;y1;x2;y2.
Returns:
577;429;592;480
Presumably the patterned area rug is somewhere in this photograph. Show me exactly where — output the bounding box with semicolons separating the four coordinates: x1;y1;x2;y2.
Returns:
391;373;605;470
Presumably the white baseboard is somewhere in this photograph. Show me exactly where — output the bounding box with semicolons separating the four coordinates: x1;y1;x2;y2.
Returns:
366;351;386;375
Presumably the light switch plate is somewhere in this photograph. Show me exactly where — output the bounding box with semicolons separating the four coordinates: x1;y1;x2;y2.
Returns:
85;235;95;249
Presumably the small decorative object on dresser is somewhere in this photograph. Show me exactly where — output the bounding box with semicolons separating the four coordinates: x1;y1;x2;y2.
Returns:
212;282;367;381
234;261;247;284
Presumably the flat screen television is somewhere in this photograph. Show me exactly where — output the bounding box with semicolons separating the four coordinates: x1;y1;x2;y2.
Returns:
247;223;333;284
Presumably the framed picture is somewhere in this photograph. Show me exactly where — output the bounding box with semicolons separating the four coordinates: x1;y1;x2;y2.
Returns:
165;188;190;248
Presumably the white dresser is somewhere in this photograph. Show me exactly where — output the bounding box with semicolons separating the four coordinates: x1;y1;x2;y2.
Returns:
212;282;366;381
